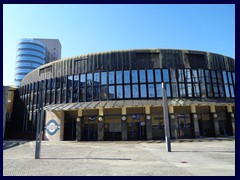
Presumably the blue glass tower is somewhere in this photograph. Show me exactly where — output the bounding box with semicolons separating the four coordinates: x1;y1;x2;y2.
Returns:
14;39;46;87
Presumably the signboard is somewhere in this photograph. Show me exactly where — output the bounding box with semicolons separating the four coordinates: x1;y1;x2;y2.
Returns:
45;119;60;136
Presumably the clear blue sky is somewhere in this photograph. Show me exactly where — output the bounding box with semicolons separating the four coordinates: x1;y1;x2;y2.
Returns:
3;4;235;86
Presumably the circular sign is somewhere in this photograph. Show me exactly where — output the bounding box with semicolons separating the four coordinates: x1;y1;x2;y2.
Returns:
193;114;198;119
171;114;175;119
76;117;81;122
141;122;145;126
146;115;151;120
121;116;127;121
98;116;103;122
45;120;60;136
213;113;218;118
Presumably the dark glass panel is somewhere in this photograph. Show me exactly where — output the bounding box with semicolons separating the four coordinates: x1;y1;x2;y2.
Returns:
211;71;217;83
200;84;207;98
213;84;219;98
217;71;223;83
198;69;205;83
51;78;55;104
187;83;192;97
193;83;200;97
170;69;177;82
229;85;234;98
87;86;92;101
171;83;178;98
61;76;66;103
207;84;213;97
73;75;79;102
166;83;171;97
219;85;225;98
232;72;235;84
100;86;107;100
205;70;211;83
67;75;73;103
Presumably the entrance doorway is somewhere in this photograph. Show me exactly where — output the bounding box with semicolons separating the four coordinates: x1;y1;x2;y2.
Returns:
197;113;215;137
177;114;192;138
127;114;146;140
104;115;121;141
82;116;97;141
64;115;76;140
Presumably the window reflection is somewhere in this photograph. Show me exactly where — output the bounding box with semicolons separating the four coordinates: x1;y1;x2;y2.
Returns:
67;75;73;103
140;84;147;98
163;69;169;82
179;83;186;97
192;70;198;83
148;84;155;98
108;71;115;84
170;69;177;82
87;73;92;86
222;71;228;83
93;73;100;101
207;84;213;97
61;77;66;103
178;69;184;82
116;71;122;84
147;69;154;83
100;86;107;100
101;72;107;85
211;71;217;83
80;74;86;101
108;86;115;99
217;71;223;83
124;85;131;98
156;84;162;97
219;85;225;98
155;69;162;82
229;85;234;97
193;83;200;97
198;69;205;83
232;72;235;84
187;83;192;97
116;85;123;99
132;70;138;83
139;70;146;83
185;69;191;82
166;83;171;97
227;72;232;84
73;75;79;102
124;70;130;83
213;85;219;97
225;85;230;98
132;84;139;98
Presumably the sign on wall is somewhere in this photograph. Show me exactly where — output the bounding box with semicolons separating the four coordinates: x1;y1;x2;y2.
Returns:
45;119;60;136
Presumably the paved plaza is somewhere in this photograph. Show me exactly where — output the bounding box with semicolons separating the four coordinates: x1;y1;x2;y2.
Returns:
3;138;235;176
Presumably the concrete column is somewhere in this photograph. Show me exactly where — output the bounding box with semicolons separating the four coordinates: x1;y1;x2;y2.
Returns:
76;109;83;141
3;86;9;139
98;108;104;141
145;106;152;140
210;105;220;137
121;107;127;141
191;105;200;138
227;105;235;136
45;111;64;141
169;106;177;139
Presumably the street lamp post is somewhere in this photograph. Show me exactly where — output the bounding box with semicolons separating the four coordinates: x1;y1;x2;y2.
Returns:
162;82;171;152
35;81;44;159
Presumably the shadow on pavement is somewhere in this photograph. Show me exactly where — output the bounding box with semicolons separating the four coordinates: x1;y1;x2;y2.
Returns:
40;157;132;160
3;141;29;150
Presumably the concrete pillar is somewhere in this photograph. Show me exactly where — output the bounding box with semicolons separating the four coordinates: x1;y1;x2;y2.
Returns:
145;105;152;140
76;109;83;141
45;111;64;141
191;105;200;138
210;105;220;137
3;86;9;139
227;105;235;136
121;107;127;141
169;106;177;139
98;108;104;141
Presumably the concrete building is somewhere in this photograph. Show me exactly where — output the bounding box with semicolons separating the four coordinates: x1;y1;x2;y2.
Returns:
14;38;61;87
16;49;235;141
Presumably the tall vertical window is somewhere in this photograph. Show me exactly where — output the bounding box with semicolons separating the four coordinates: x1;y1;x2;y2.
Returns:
61;77;66;103
116;71;122;84
116;85;123;99
93;72;100;101
124;70;130;84
108;71;115;84
147;69;154;83
101;71;108;100
51;78;55;104
87;73;93;101
80;74;86;101
139;70;146;83
56;77;60;103
73;75;79;102
163;69;169;82
198;69;206;97
170;69;178;97
67;75;73;103
155;69;162;82
131;70;138;83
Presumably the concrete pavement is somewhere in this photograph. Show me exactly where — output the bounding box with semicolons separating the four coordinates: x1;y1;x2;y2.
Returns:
3;139;235;176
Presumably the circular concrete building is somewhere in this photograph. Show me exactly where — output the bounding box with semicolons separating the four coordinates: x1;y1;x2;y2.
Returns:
19;49;235;141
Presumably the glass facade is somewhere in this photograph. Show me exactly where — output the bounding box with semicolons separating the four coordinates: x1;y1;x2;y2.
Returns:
20;68;235;108
14;39;46;87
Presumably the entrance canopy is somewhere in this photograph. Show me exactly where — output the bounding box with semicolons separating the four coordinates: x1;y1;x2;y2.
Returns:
43;98;234;111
